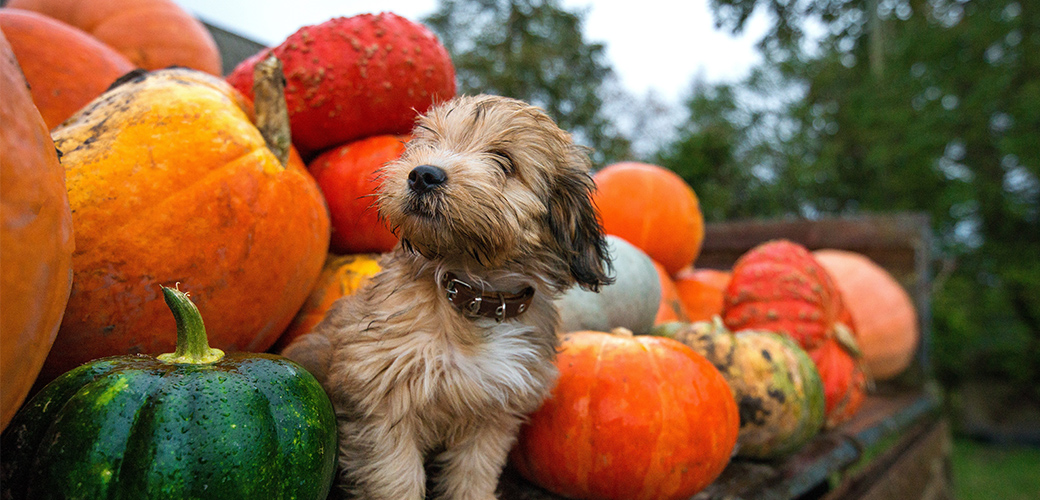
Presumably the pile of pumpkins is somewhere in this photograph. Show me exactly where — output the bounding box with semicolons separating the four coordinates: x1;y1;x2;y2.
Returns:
1;2;921;499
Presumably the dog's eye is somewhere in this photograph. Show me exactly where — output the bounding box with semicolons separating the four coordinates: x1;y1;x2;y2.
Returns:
489;150;515;176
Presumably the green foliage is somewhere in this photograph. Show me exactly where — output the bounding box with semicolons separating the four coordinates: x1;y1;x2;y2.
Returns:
423;0;632;165
952;438;1040;500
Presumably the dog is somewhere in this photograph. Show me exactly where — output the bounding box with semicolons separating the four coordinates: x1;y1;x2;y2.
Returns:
282;94;613;500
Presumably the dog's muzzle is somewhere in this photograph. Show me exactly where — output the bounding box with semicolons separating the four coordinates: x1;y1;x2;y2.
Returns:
441;273;535;322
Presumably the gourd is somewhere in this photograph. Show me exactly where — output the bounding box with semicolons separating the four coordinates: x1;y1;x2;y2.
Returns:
510;329;739;500
592;162;705;275
42;64;330;384
653;318;826;459
556;235;660;335
0;287;337;499
0;30;74;431
308;135;407;253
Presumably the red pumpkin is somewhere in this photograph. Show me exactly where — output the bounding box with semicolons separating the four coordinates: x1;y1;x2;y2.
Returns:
653;261;689;324
226;13;456;157
0;9;135;129
592;162;705;275
510;330;738;500
814;249;919;380
0;30;75;430
7;0;221;75
722;240;866;427
674;267;730;323
309;135;406;253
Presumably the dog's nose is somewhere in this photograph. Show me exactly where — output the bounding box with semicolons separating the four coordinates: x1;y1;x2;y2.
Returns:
408;165;447;194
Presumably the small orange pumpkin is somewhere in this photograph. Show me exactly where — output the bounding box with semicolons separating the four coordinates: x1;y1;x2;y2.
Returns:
0;9;135;129
510;329;739;500
674;267;731;323
7;0;221;75
592;162;705;275
0;30;74;430
653;261;689;324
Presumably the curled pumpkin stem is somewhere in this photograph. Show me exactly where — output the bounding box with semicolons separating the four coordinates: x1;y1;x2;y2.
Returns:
253;53;292;167
157;286;225;365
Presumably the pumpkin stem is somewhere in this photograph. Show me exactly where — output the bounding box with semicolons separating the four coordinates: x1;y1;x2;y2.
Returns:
157;286;225;365
252;53;292;167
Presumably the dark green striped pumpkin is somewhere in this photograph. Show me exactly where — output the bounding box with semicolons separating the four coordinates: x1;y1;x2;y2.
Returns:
0;287;338;499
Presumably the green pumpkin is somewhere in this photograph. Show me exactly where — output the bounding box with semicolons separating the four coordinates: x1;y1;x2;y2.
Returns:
0;287;338;499
652;317;826;459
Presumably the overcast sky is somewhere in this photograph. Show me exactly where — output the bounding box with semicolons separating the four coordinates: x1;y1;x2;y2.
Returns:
174;0;770;106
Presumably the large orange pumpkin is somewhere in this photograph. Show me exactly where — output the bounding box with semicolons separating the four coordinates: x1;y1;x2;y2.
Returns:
814;249;919;380
0;9;135;129
510;330;739;500
40;66;330;384
308;135;407;254
0;31;74;430
7;0;221;75
592;162;705;275
674;267;731;323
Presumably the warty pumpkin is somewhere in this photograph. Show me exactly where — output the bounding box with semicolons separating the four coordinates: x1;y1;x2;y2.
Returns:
41;65;330;384
0;30;74;431
510;329;739;500
0;287;338;499
7;0;221;75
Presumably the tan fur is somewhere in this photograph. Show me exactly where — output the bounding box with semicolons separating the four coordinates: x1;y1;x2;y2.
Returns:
282;95;611;500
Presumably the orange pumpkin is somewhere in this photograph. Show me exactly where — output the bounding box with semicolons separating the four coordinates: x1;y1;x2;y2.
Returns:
40;67;330;384
814;249;919;380
653;261;689;324
0;30;74;430
7;0;221;75
592;162;705;275
510;330;738;500
308;135;407;254
0;9;135;129
674;267;731;323
275;253;383;352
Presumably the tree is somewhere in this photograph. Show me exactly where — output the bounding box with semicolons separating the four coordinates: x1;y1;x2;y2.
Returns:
423;0;632;165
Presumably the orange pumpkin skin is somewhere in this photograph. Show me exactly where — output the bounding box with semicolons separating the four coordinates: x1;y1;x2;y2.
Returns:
511;331;739;500
0;31;75;431
274;253;382;352
674;267;731;323
653;261;689;324
0;9;135;129
7;0;221;75
308;135;406;254
592;162;705;275
814;249;919;380
41;68;330;384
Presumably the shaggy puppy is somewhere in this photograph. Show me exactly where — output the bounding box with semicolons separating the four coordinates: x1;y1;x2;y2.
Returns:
282;95;612;500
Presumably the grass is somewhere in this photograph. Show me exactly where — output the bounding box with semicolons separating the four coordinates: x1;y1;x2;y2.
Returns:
951;437;1040;500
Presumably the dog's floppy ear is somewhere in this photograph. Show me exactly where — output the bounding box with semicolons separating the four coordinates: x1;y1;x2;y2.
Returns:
546;147;614;292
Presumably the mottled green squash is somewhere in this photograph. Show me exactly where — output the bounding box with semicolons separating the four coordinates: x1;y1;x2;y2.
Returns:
0;287;337;499
653;317;825;459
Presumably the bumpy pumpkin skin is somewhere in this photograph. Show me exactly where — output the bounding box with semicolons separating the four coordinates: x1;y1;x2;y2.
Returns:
227;13;456;157
0;31;74;431
43;68;330;383
0;9;136;129
7;0;222;75
656;319;826;459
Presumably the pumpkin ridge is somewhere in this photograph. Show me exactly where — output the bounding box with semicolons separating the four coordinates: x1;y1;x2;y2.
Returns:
640;338;673;498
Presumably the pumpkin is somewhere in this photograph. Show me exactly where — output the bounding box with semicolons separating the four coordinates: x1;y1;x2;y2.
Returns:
226;13;456;157
275;253;383;352
653;260;690;324
0;30;74;431
556;235;660;335
309;135;407;253
722;240;866;427
674;267;731;323
7;0;221;75
0;8;135;129
653;318;826;459
0;287;337;499
510;329;739;500
592;162;705;275
41;65;330;384
814;249;919;380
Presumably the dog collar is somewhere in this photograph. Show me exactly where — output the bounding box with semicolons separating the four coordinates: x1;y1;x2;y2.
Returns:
441;272;535;322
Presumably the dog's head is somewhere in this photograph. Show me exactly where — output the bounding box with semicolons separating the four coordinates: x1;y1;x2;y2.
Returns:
378;95;612;291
